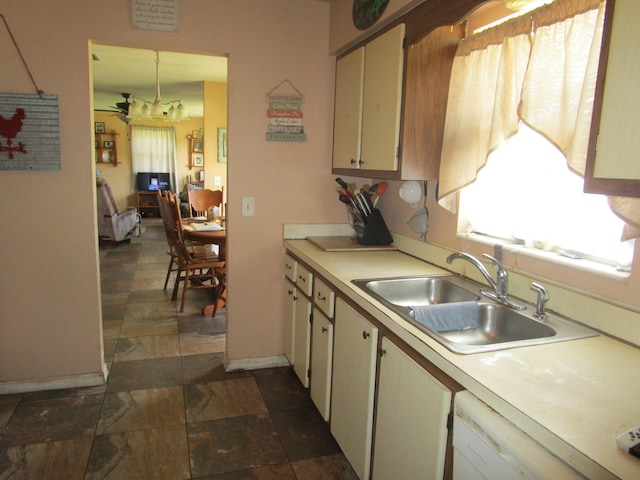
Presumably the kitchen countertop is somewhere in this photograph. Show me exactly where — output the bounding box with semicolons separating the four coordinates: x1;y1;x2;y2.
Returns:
285;238;640;480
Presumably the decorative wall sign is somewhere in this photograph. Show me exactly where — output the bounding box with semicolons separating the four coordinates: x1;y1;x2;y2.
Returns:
265;80;306;142
131;0;179;32
353;0;390;30
0;93;61;170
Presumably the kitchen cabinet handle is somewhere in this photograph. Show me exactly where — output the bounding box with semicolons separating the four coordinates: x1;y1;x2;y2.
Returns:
350;158;357;165
322;326;328;333
298;275;306;283
285;264;292;270
362;331;370;340
288;289;294;296
317;293;326;301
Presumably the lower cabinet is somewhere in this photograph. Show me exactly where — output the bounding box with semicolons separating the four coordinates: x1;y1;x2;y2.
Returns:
285;251;459;480
283;278;296;364
373;337;452;480
310;308;333;421
331;298;379;480
293;292;312;388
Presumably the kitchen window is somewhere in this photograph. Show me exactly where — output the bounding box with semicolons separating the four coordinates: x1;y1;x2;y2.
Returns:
459;123;634;268
438;0;636;270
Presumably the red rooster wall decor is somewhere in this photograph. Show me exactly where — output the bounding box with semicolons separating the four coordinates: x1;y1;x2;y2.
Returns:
0;107;27;159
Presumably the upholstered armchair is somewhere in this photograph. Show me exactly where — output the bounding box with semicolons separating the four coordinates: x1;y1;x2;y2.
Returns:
96;178;140;242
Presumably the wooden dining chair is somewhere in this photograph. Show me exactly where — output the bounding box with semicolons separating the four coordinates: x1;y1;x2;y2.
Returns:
159;192;225;315
187;187;224;219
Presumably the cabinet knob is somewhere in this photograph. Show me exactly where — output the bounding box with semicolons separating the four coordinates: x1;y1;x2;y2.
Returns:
350;158;357;165
288;289;294;296
362;331;370;340
317;293;326;301
322;326;328;333
285;264;292;270
298;276;306;283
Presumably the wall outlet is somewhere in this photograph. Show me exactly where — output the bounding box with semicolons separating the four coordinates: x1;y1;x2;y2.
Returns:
242;196;255;216
214;175;221;186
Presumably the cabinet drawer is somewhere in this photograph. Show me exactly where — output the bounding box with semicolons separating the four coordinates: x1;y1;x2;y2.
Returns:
284;254;297;282
314;278;335;318
296;263;313;297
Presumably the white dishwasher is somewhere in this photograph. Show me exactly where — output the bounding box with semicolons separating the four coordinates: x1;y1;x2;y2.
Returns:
453;391;585;479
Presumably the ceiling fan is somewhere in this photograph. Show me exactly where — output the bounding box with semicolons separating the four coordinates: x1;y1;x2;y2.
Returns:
95;92;134;124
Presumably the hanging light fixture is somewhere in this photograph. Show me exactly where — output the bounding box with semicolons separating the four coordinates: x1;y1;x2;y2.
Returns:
127;51;188;122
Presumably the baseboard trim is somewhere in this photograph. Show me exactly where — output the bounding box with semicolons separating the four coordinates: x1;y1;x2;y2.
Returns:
0;368;108;395
225;355;291;372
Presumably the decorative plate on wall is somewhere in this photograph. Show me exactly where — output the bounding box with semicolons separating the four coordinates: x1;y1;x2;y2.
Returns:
352;0;390;30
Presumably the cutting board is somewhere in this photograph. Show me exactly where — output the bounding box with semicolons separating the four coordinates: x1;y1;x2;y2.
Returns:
307;236;398;252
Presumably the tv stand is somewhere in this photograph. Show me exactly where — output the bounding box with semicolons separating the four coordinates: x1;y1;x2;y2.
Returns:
137;191;160;217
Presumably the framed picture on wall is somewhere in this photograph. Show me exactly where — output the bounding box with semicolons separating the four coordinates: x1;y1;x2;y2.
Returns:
192;140;204;153
95;122;105;134
218;128;227;163
192;153;204;167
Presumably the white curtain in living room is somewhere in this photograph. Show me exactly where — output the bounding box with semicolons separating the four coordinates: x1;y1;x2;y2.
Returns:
130;125;178;192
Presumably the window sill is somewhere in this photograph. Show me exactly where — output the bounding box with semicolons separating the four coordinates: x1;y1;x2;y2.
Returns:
457;232;630;281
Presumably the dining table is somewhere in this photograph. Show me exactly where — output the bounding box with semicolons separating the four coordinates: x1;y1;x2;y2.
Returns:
183;222;226;315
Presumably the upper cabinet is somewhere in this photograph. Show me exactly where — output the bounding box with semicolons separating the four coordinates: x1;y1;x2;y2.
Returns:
332;20;464;180
360;23;405;172
333;46;365;170
333;24;405;174
585;0;640;197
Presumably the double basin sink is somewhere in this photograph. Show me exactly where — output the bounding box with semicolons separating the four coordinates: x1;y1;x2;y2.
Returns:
352;274;597;354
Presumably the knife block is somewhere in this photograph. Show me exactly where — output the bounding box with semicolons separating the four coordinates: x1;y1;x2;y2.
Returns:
354;208;393;246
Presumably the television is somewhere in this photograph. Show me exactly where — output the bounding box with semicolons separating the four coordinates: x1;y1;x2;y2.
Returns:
137;172;171;192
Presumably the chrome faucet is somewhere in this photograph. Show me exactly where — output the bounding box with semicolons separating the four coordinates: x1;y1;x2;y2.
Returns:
446;252;524;310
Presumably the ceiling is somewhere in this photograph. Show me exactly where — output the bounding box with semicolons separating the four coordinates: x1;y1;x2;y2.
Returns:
91;44;228;119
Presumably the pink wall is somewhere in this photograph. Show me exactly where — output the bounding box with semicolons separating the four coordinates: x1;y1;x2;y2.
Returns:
0;0;340;388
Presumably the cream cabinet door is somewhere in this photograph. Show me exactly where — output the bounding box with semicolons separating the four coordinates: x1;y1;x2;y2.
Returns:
333;46;365;169
283;278;296;364
293;293;312;388
373;337;452;480
331;298;379;480
585;0;640;196
310;308;333;421
360;23;405;171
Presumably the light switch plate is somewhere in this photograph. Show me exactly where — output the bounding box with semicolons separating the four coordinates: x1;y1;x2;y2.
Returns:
242;196;255;216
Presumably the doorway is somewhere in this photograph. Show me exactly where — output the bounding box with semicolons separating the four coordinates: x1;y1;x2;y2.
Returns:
91;43;229;366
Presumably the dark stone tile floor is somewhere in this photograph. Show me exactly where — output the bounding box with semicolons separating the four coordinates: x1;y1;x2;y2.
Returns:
0;219;357;479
